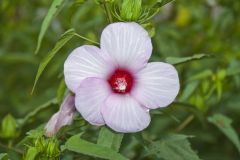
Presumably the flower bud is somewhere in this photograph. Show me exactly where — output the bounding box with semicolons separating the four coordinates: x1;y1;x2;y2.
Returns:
23;147;39;160
120;0;142;21
45;138;60;158
35;137;45;152
45;94;75;137
1;114;17;139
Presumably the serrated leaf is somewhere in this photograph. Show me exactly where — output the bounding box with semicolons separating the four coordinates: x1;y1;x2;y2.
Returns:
0;153;8;160
166;54;211;65
32;29;75;93
148;134;201;160
35;0;67;54
208;114;240;153
97;127;123;152
65;134;129;160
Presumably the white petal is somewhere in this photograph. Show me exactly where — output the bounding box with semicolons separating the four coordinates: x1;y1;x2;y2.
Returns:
102;94;150;133
101;22;152;72
131;62;180;109
75;78;111;126
64;45;114;93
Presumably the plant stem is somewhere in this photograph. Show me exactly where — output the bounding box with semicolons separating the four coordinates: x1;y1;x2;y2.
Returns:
74;33;100;45
103;2;113;23
8;140;13;148
176;114;195;132
0;142;23;154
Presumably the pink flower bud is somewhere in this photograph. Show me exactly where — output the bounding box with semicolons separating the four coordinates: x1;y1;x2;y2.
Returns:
45;94;75;137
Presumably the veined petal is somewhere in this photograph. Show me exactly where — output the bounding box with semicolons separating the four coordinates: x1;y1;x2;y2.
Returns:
64;45;114;93
100;22;152;72
102;94;150;133
131;62;180;109
75;78;111;126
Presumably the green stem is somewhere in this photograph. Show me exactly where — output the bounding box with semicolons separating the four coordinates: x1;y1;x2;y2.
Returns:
176;114;195;132
103;2;113;23
74;33;100;45
0;142;23;154
8;140;13;148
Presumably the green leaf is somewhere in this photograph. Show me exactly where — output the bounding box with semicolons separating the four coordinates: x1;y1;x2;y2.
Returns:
188;70;213;82
0;153;8;160
32;29;75;93
208;114;240;153
179;81;199;102
23;147;39;160
35;0;67;54
97;127;124;152
65;134;129;160
166;54;211;65
148;134;201;160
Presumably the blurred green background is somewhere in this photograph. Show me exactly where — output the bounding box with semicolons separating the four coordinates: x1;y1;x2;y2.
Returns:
1;0;240;159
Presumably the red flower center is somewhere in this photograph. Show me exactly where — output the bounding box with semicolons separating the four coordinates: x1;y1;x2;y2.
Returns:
108;68;134;94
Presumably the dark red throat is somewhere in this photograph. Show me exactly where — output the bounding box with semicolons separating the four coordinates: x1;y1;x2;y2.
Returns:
108;68;134;94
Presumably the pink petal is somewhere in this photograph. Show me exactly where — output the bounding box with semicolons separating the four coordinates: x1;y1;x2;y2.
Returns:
45;112;60;137
45;94;75;137
131;62;180;109
102;94;150;133
64;45;114;93
75;78;111;126
100;22;152;72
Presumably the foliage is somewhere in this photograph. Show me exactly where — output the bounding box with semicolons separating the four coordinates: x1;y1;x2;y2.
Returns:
1;0;240;159
148;134;201;160
208;114;240;154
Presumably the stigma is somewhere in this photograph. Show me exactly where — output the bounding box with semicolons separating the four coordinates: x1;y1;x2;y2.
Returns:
108;68;134;94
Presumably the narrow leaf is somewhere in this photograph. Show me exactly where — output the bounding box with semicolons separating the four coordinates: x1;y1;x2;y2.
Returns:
97;127;124;152
32;29;75;93
166;54;211;65
148;134;201;160
65;134;129;160
179;81;199;102
188;70;213;82
208;114;240;153
35;0;66;54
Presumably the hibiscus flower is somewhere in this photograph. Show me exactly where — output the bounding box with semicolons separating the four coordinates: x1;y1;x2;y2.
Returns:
64;22;180;133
